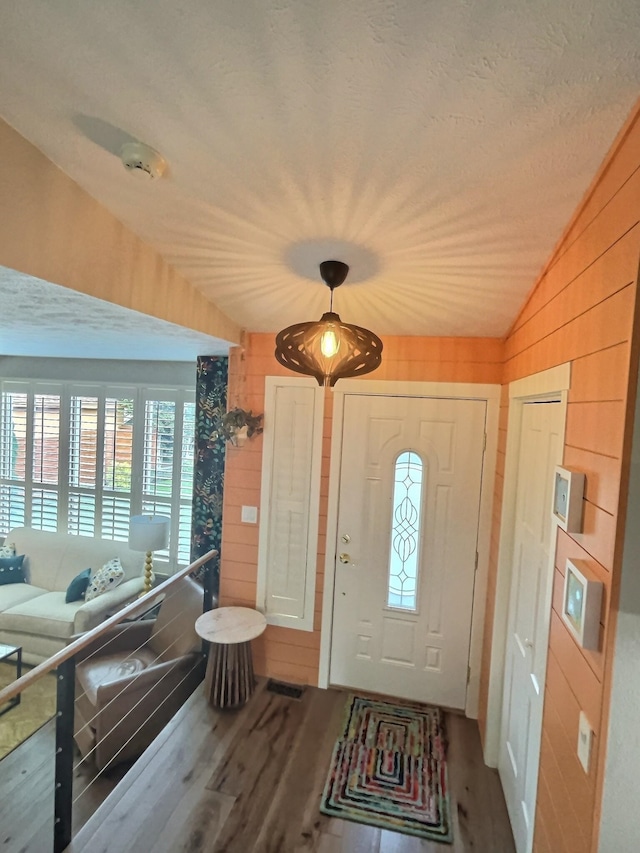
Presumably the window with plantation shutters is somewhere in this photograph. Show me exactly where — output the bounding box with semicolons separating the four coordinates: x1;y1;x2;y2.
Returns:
68;395;99;538
0;381;196;572
100;396;134;542
31;393;60;531
0;386;28;533
179;401;196;565
142;399;175;561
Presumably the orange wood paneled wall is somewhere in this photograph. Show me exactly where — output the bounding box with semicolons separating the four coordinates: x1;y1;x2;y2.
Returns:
479;103;640;853
220;335;502;685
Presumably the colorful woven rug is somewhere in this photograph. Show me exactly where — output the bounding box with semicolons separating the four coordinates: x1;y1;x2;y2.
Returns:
320;694;452;843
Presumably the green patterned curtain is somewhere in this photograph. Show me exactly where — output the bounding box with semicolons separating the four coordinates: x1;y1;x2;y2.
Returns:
191;356;228;601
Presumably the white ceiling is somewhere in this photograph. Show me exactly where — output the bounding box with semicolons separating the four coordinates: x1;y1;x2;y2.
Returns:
0;1;639;342
0;267;229;361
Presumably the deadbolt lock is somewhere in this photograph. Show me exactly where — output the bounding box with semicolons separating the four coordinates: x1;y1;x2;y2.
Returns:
341;534;351;543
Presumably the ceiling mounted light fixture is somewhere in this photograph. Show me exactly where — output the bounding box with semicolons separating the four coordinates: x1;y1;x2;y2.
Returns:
275;260;383;387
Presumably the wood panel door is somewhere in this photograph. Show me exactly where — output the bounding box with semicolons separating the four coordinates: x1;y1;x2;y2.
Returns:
329;394;486;709
499;401;564;853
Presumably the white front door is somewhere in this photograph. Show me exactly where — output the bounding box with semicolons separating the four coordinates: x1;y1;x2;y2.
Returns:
329;394;486;709
499;401;564;853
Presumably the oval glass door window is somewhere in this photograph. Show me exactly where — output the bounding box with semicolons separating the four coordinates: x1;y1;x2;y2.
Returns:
387;451;424;610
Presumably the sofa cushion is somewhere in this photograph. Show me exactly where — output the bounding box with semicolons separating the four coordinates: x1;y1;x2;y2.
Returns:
4;528;64;590
73;577;143;634
1;592;84;640
6;528;143;591
0;554;27;585
0;583;48;613
85;559;125;602
59;539;140;590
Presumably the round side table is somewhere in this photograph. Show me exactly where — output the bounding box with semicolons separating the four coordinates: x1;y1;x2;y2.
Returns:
195;606;267;709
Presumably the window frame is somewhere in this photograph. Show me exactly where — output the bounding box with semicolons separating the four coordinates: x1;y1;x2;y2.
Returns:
0;379;195;572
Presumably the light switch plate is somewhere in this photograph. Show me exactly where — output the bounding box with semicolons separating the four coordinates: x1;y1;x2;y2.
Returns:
577;711;592;773
241;505;258;524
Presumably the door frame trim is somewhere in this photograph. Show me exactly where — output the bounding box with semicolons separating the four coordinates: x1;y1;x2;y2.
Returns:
318;379;500;719
483;363;570;769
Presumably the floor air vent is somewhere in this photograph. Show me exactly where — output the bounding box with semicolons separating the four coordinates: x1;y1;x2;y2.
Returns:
266;679;305;700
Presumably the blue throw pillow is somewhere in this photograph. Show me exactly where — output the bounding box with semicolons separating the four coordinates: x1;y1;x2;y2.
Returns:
0;554;26;586
65;568;92;603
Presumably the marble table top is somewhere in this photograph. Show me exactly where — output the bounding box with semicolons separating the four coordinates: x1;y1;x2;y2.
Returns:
195;606;267;645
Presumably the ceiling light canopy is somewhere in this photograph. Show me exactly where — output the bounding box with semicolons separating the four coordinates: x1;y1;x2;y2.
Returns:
275;260;383;387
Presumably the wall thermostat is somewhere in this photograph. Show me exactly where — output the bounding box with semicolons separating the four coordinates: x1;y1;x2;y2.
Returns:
552;465;585;532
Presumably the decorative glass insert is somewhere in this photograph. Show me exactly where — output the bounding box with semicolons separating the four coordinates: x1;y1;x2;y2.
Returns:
387;451;424;610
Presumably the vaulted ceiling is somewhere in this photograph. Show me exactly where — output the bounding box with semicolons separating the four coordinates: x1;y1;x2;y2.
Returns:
1;0;639;352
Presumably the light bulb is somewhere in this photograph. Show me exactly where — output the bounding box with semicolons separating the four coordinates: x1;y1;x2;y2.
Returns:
320;328;340;358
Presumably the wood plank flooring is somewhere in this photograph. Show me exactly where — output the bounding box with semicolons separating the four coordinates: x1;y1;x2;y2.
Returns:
0;717;133;853
67;681;515;853
1;720;54;853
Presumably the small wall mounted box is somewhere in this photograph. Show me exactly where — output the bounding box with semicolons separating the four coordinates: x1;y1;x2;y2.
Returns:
561;558;603;650
577;711;593;773
552;465;585;532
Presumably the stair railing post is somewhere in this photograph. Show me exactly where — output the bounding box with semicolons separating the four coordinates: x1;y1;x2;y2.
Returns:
202;556;215;613
54;657;76;853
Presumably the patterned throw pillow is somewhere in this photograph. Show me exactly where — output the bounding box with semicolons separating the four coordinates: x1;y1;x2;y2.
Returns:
0;554;26;586
0;542;16;558
85;558;125;602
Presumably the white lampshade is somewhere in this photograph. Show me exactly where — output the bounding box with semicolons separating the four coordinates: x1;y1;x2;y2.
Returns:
128;515;170;552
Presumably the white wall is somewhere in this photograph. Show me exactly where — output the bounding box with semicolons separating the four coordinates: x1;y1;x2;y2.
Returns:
599;378;640;852
0;119;240;345
0;356;197;387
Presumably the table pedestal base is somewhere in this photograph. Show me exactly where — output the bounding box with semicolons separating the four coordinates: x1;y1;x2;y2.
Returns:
204;640;256;708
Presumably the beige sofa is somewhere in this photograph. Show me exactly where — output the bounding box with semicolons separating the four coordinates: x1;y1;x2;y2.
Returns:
0;527;145;664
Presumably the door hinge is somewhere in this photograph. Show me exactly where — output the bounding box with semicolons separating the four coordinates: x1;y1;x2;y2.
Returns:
467;665;471;684
483;432;487;452
475;551;479;572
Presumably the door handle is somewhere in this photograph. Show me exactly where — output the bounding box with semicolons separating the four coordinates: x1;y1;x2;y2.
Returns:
339;553;351;564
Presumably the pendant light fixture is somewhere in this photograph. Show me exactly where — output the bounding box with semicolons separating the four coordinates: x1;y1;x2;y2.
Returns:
275;260;383;387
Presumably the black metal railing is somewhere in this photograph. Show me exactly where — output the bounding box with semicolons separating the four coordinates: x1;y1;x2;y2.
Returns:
0;549;217;853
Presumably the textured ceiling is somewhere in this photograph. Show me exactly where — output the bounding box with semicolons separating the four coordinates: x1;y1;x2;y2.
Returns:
0;268;229;361
0;1;639;340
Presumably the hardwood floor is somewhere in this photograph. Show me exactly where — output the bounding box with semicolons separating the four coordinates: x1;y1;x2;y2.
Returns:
0;717;133;853
67;680;515;853
1;720;54;853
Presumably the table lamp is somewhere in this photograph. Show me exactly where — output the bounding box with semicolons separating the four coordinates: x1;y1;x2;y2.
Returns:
128;515;170;597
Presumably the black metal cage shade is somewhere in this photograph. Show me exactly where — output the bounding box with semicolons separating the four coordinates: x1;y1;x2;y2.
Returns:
275;311;383;387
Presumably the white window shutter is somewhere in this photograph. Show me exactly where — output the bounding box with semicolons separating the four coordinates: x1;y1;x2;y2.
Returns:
0;381;195;571
257;377;324;631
